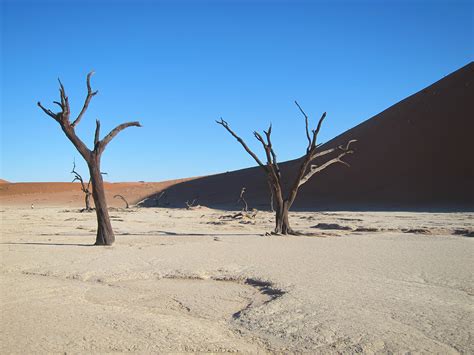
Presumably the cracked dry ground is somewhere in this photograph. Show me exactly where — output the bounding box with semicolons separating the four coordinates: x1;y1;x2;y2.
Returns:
1;207;473;353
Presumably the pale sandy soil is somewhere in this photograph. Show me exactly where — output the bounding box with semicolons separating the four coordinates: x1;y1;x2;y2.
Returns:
0;206;473;353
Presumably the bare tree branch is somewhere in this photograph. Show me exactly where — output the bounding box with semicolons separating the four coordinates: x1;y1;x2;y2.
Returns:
253;130;273;165
312;139;358;159
216;118;267;169
253;129;282;188
37;102;59;121
39;77;89;159
71;160;87;192
57;78;70;119
72;71;98;127
298;147;354;187
114;194;129;209
295;100;311;151
94;119;101;148
98;121;141;152
338;139;358;152
310;112;327;149
253;131;266;148
263;124;280;179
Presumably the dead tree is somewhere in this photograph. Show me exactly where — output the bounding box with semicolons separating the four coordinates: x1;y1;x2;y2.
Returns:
38;72;141;245
217;101;356;235
114;194;129;209
267;180;275;212
237;187;248;212
185;199;198;209
155;191;166;206
71;161;92;212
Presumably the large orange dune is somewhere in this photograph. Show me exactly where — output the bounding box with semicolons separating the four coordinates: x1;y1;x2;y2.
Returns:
140;62;474;210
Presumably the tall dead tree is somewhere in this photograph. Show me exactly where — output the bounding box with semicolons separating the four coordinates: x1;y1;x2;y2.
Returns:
217;101;356;235
38;72;141;245
71;161;92;212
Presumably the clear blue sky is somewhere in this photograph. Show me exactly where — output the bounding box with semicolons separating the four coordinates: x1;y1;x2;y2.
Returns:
1;0;472;182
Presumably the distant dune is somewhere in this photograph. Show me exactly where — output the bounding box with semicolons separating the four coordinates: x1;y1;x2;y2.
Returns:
0;179;194;207
0;179;9;184
141;62;474;210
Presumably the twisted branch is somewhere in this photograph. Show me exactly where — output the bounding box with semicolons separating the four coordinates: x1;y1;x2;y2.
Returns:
114;194;129;209
37;102;59;121
72;71;98;127
98;121;142;153
71;161;91;193
295;100;311;152
298;140;356;187
216;118;266;169
312;139;358;159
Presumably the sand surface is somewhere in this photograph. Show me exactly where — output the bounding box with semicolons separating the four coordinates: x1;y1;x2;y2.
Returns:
1;205;472;353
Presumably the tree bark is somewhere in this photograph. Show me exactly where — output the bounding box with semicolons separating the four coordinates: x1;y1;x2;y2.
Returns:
85;192;92;211
275;200;291;234
88;155;114;246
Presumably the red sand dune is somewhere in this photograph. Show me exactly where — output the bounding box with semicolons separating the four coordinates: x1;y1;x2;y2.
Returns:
0;179;194;207
141;62;474;210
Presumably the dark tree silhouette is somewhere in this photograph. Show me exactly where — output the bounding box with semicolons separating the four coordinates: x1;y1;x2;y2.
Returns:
237;187;248;211
71;161;92;212
38;72;141;245
267;180;275;212
217;101;356;235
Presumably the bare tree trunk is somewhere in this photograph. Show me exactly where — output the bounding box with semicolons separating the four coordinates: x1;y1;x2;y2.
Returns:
89;157;114;245
238;187;248;212
274;200;291;234
267;180;275;212
85;192;92;211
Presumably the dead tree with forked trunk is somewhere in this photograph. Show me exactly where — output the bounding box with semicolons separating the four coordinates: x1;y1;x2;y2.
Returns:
38;72;141;245
217;101;356;235
71;161;92;212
